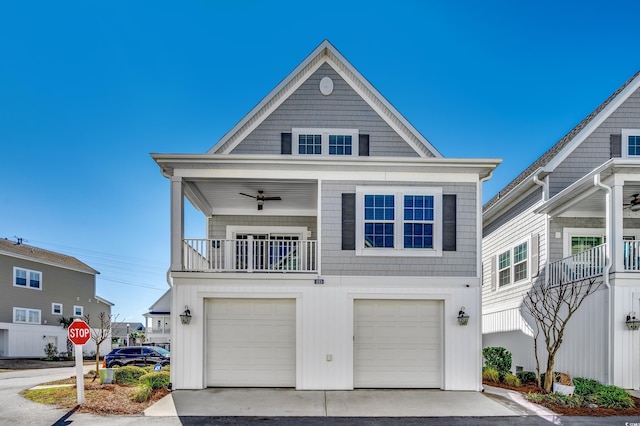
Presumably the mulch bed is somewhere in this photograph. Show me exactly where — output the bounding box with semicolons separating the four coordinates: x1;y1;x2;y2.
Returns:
484;381;640;416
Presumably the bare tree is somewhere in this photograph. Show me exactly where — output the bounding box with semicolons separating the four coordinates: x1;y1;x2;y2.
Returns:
84;312;118;375
523;276;602;392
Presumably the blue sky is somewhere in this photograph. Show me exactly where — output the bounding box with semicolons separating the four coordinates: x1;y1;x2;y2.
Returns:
1;1;639;323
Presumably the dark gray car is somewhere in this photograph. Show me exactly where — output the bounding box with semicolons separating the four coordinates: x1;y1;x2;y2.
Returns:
104;346;170;368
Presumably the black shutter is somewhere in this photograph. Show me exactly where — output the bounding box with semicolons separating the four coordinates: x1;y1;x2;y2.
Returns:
281;132;292;155
610;134;622;158
442;194;456;251
358;134;369;156
342;193;356;250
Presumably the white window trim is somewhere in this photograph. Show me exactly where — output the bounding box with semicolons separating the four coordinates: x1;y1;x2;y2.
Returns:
292;128;359;156
73;305;84;317
622;129;640;157
13;266;42;290
355;186;443;257
52;303;63;315
225;225;309;240
13;307;41;324
563;228;605;258
496;237;531;289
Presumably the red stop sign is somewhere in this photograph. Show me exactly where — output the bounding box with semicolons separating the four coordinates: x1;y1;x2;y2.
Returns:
68;320;91;345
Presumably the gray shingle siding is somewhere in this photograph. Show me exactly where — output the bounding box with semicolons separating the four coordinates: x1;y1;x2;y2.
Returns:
550;88;640;196
231;63;421;157
321;180;477;277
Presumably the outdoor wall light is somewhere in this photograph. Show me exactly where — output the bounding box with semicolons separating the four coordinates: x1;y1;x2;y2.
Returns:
626;312;640;331
180;306;192;325
457;307;469;326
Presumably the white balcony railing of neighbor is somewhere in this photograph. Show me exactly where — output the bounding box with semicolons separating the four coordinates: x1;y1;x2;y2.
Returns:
147;327;171;334
182;238;318;273
624;240;640;271
547;244;606;286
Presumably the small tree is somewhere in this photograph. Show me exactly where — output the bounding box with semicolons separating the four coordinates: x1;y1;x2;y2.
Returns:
58;316;74;357
44;342;57;359
84;312;117;375
523;276;601;393
129;331;146;346
482;347;512;380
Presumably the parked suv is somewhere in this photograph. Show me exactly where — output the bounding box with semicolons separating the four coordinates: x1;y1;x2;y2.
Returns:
104;346;170;368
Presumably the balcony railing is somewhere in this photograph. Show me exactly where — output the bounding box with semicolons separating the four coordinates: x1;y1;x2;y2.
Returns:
548;244;606;286
147;327;171;334
182;238;318;273
547;241;640;285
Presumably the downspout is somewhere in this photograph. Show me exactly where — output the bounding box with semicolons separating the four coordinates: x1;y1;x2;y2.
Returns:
594;173;613;385
478;169;493;391
532;171;548;283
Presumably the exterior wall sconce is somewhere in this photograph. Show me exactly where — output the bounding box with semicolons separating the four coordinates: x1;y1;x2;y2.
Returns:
626;312;640;331
457;307;469;326
179;306;192;325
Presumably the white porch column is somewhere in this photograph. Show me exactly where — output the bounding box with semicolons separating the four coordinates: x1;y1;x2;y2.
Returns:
170;176;184;272
610;183;625;272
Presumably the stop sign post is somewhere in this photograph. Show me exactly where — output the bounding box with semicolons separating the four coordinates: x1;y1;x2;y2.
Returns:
68;319;91;404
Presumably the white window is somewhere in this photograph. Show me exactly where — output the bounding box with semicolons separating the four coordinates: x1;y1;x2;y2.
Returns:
497;239;529;287
52;303;63;315
13;267;42;290
292;128;359;156
355;186;442;257
13;307;41;324
74;305;84;317
563;228;605;257
623;129;640;157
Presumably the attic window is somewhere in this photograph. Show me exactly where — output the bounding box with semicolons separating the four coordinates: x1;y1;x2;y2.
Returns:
622;129;640;157
293;128;358;156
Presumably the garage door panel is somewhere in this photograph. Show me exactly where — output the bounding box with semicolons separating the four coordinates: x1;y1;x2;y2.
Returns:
354;299;442;388
206;298;295;387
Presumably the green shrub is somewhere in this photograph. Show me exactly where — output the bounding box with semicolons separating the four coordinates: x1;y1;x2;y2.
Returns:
482;367;500;383
503;373;521;387
139;371;170;389
525;392;583;408
516;371;537;384
573;377;601;396
114;366;147;385
482;347;512;377
43;343;57;359
130;383;153;403
592;385;635;409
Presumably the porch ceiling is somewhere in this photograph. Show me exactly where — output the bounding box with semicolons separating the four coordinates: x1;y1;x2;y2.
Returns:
184;178;318;216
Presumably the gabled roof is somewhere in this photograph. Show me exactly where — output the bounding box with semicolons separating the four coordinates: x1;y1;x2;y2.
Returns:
146;289;171;314
210;40;442;158
111;322;145;337
484;70;640;213
0;238;98;275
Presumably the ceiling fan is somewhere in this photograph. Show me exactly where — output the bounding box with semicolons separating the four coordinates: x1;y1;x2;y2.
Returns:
240;191;282;210
624;194;640;211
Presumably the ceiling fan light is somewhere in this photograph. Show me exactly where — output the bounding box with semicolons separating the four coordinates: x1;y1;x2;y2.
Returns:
631;203;640;211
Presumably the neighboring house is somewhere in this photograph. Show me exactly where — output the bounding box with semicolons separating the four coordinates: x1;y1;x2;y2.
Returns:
143;290;171;350
0;238;112;357
151;40;499;391
482;70;640;389
110;321;144;347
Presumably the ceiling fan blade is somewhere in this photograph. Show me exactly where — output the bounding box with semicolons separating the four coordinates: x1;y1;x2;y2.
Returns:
263;196;282;201
239;192;257;199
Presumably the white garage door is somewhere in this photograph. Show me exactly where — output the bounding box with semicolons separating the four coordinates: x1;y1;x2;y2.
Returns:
206;298;296;387
354;299;442;388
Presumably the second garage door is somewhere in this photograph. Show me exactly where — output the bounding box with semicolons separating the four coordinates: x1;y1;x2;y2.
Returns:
354;299;442;388
206;298;296;387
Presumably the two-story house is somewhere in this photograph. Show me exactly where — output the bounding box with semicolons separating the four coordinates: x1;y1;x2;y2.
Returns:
482;70;640;389
0;238;112;357
143;290;171;350
152;40;499;391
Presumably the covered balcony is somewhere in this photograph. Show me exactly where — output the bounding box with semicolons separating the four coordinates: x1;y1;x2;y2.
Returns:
535;159;640;286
